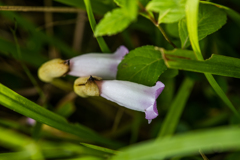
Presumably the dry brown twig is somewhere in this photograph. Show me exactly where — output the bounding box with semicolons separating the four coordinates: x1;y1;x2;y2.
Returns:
0;6;82;12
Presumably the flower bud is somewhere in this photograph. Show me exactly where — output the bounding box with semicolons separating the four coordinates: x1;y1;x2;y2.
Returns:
74;76;102;98
38;58;70;82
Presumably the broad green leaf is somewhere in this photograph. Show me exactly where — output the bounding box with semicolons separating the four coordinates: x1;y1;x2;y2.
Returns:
54;0;114;15
200;1;240;28
113;0;138;20
111;126;240;160
146;0;186;24
179;4;227;48
185;0;240;118
0;84;122;148
84;0;110;53
117;46;167;86
158;77;194;138
95;9;133;37
161;49;240;79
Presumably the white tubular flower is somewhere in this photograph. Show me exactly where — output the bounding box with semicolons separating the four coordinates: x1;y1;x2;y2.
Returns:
96;80;165;124
38;46;128;82
68;46;128;79
74;76;165;124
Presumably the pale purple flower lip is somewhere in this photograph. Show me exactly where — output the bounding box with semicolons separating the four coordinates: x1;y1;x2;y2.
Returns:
95;80;165;124
68;46;129;79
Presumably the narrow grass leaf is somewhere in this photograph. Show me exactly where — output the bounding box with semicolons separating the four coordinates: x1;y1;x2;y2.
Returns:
84;0;110;53
0;38;47;67
0;126;44;159
158;77;194;138
81;143;118;154
117;46;167;86
185;0;240;118
0;84;122;148
111;126;240;160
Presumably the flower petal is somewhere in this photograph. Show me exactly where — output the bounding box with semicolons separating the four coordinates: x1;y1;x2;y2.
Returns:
68;46;128;79
96;80;165;123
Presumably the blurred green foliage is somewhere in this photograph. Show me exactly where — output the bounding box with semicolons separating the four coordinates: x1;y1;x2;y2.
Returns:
0;0;240;160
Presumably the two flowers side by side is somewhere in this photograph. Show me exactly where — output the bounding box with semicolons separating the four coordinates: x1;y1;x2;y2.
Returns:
38;46;165;123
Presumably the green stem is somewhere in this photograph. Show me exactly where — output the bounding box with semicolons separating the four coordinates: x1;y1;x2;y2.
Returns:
11;28;45;102
138;2;177;48
83;0;110;53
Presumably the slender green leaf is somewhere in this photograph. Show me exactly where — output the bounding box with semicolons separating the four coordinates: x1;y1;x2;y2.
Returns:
161;49;240;79
205;74;240;118
0;126;44;159
111;126;240;160
81;143;118;154
0;83;122;148
0;151;31;160
146;0;186;24
0;38;47;67
185;0;202;59
117;46;167;86
185;0;240;118
179;4;227;48
71;156;104;160
158;77;194;138
84;0;110;53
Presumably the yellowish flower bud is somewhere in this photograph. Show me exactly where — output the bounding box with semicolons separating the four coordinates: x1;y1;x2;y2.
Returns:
38;58;70;82
74;76;102;98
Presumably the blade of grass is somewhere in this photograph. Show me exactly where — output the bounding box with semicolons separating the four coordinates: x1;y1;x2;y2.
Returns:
158;77;194;138
0;151;31;160
0;126;44;159
111;126;240;160
185;0;240;118
11;25;47;141
0;83;122;148
83;0;110;53
80;143;118;154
